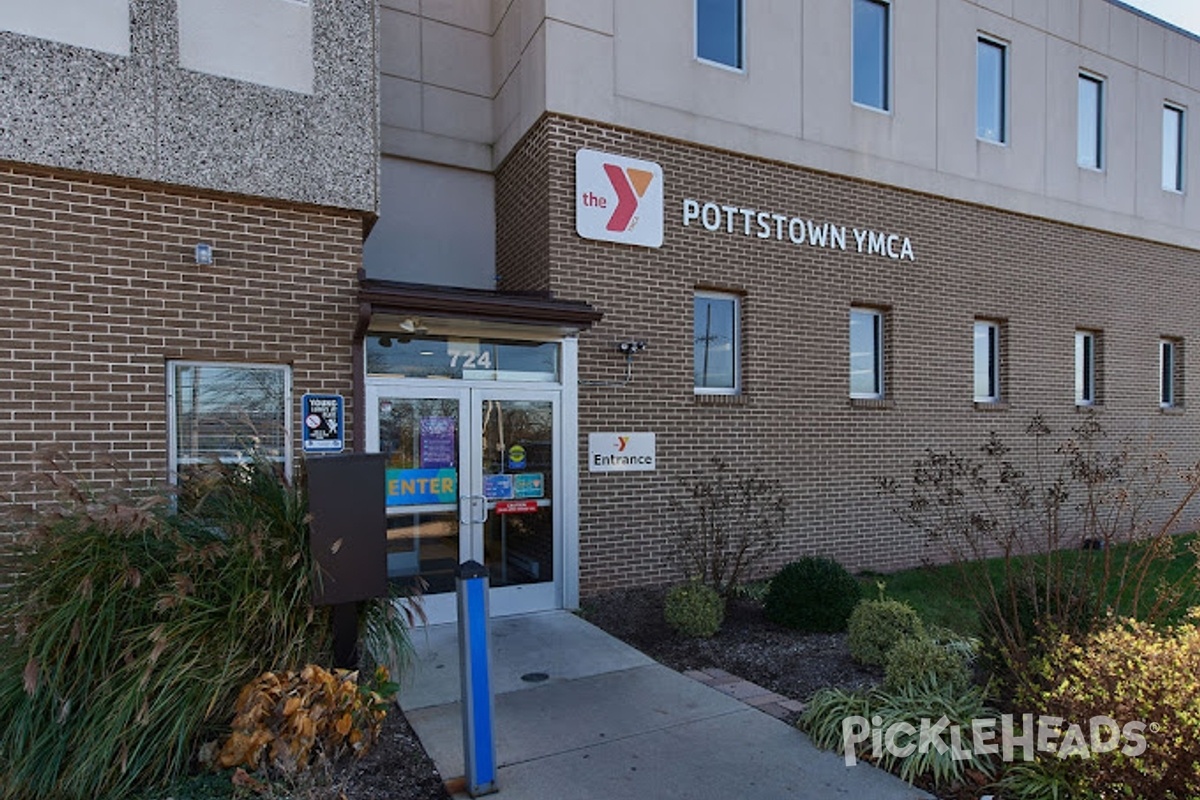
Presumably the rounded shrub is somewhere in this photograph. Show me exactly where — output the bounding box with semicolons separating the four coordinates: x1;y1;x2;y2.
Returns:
848;599;925;666
883;636;971;691
664;582;726;638
764;557;861;632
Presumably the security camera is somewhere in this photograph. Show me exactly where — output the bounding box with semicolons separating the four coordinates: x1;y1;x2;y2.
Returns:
618;341;647;354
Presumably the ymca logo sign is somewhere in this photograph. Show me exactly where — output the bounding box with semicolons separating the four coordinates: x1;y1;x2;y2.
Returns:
575;149;663;248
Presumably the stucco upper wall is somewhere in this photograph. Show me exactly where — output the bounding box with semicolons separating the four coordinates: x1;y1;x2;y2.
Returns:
503;0;1200;250
0;0;377;212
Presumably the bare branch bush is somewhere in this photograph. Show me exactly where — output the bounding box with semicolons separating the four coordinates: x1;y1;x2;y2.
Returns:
879;412;1200;694
668;458;787;598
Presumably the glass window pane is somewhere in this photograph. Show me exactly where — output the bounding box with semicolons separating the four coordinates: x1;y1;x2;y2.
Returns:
697;0;742;68
850;309;881;397
694;294;738;390
977;39;1005;142
974;322;997;400
1161;341;1174;406
853;0;889;110
366;335;559;382
1078;75;1102;168
1075;332;1093;404
1163;106;1184;191
172;364;288;467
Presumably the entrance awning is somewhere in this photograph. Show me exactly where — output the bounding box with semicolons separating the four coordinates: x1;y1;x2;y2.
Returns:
357;278;603;338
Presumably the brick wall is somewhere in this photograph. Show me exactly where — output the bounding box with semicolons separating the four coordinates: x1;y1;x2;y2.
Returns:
0;162;363;572
499;116;1200;596
495;118;551;293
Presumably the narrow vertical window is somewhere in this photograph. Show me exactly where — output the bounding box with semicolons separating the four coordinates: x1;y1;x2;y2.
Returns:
853;0;890;111
696;0;744;70
1075;331;1095;405
694;291;741;393
1160;339;1177;407
1163;104;1185;192
1078;73;1104;169
977;37;1007;144
850;308;884;399
974;321;1000;402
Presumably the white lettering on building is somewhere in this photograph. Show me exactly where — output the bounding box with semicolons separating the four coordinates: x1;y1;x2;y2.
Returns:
681;198;916;261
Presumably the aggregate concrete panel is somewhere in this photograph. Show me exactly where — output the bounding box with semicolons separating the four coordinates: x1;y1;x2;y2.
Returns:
0;0;376;212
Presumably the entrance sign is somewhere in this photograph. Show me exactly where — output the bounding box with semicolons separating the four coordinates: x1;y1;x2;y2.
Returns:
576;149;664;248
302;394;345;453
386;468;457;506
589;432;656;472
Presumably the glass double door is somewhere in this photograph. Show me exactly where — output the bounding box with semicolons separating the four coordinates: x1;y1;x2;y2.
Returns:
365;383;561;622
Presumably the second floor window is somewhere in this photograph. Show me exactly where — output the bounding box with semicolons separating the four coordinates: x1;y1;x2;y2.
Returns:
977;37;1007;144
853;0;890;111
1078;73;1104;170
1163;104;1185;192
696;0;744;70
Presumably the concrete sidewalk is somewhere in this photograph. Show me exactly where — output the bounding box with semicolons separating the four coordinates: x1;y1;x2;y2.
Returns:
398;611;931;800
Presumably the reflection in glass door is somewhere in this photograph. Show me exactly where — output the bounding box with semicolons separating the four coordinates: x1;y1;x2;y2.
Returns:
376;395;462;595
479;399;554;590
367;384;562;621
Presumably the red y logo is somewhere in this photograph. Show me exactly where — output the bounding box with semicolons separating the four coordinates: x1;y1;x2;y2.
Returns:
602;164;655;233
616;436;630;452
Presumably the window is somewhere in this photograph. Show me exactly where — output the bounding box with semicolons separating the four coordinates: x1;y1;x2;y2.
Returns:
974;321;1000;402
977;37;1007;143
1078;73;1104;169
1160;339;1181;408
167;362;292;497
696;0;744;70
853;0;890;111
1163;104;1185;192
694;292;740;393
1075;331;1096;405
850;308;885;398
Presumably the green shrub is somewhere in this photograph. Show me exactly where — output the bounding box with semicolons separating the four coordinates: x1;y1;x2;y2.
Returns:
0;456;414;800
801;679;998;788
664;582;725;638
1016;616;1200;800
883;636;970;691
847;599;925;666
764;557;861;632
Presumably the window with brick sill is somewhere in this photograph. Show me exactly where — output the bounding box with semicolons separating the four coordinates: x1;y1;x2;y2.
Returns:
695;291;741;395
850;307;885;400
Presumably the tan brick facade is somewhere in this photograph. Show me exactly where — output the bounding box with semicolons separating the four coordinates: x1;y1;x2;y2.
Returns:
0;162;363;567
498;115;1200;596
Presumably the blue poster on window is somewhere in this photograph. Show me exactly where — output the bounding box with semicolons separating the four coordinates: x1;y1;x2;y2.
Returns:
386;468;457;506
420;416;456;468
483;474;514;500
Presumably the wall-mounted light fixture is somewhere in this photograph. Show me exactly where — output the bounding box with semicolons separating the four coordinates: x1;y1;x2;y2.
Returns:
581;340;649;387
194;243;213;266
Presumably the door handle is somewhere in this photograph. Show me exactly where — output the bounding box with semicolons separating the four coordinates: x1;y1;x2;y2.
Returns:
460;494;488;526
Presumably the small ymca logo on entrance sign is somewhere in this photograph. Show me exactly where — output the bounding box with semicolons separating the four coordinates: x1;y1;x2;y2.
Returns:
575;149;663;248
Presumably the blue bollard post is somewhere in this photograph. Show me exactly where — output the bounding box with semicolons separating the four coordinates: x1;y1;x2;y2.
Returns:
456;560;497;796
